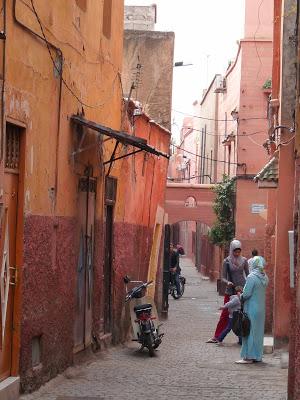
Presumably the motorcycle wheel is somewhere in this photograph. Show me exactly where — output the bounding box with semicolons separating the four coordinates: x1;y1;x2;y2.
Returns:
171;290;181;299
144;333;155;357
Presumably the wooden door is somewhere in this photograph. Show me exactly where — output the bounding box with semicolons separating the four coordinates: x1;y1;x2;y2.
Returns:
0;124;21;379
74;175;96;353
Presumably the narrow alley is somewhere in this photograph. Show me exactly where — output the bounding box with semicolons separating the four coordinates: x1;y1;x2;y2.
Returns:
21;259;287;400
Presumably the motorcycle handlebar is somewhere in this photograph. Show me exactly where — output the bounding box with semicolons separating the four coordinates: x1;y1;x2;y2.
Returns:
125;280;154;302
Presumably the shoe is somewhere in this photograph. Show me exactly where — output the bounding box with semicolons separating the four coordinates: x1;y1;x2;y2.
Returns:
206;338;218;343
216;341;223;346
235;359;254;364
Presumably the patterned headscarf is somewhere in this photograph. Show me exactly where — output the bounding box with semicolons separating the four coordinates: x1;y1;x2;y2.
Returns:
250;256;269;287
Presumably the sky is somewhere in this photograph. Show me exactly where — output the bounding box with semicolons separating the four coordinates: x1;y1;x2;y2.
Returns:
124;0;245;141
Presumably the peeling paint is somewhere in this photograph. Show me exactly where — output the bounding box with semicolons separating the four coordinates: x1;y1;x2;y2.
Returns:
30;146;33;175
25;189;30;211
21;99;30;118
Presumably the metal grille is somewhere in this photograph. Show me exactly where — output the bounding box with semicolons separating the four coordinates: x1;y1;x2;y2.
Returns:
105;177;117;204
78;177;97;193
5;123;20;170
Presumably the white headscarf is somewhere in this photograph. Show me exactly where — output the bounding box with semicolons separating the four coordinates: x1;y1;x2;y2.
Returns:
229;239;244;268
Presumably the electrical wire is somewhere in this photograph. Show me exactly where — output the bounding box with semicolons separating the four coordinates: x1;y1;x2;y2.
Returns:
177;125;266;137
172;109;267;122
276;135;295;149
171;143;240;166
30;0;122;109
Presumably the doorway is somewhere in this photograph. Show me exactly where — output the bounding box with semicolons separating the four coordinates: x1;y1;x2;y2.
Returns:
74;172;96;353
0;123;23;380
103;177;117;334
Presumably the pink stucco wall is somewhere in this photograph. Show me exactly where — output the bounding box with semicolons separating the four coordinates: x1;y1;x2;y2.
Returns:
244;0;274;39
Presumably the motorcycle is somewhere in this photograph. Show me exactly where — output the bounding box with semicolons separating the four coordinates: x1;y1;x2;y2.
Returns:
124;276;164;357
169;272;186;299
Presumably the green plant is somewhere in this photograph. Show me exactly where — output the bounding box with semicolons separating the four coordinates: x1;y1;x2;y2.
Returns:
209;175;236;246
263;78;272;89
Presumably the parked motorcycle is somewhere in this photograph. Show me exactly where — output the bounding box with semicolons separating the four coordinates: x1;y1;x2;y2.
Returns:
169;273;186;299
124;276;164;357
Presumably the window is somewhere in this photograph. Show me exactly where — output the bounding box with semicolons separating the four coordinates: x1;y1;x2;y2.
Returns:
32;336;42;367
105;176;117;204
5;123;21;171
102;0;112;39
184;196;196;208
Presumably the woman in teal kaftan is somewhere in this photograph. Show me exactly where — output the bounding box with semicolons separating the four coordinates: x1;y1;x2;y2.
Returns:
236;256;269;364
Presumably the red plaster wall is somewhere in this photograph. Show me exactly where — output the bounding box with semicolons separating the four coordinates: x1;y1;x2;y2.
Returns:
21;215;78;392
235;179;267;257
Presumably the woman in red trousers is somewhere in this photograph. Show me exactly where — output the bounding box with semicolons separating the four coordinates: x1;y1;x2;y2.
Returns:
206;239;249;343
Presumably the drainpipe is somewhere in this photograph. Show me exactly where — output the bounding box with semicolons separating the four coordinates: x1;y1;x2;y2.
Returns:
0;0;6;162
199;128;204;183
201;125;207;183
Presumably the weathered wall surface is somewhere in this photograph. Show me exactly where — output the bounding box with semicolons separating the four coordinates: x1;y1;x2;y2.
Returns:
5;0;124;391
0;0;170;392
124;5;156;31
109;111;170;342
122;30;174;130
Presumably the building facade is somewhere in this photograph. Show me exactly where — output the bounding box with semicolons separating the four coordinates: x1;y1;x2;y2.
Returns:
0;0;170;395
122;18;174;130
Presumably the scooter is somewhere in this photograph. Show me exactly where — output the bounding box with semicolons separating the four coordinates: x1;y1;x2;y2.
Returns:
124;276;164;357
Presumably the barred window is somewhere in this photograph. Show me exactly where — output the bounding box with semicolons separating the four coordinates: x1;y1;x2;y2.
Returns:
5;123;21;171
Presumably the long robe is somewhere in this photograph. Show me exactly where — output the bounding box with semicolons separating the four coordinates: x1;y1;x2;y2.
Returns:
240;273;267;361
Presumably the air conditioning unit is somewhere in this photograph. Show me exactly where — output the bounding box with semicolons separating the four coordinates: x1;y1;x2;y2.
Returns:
214;75;226;93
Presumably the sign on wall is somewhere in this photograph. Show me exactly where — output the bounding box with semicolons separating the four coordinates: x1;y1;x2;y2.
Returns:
251;204;265;214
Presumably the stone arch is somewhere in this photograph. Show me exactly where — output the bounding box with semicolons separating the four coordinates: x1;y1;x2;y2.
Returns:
165;183;216;227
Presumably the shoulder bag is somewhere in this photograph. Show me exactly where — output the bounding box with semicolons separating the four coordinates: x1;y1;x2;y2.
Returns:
217;260;232;296
232;300;251;337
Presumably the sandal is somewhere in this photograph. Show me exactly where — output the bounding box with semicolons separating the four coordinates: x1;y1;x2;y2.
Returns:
206;338;218;343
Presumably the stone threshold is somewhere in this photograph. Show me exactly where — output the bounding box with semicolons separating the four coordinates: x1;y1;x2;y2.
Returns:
0;376;20;400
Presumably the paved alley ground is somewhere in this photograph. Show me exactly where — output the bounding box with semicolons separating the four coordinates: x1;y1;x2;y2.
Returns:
21;258;288;400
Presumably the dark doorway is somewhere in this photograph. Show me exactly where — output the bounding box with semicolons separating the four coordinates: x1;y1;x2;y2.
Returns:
103;177;117;333
74;172;96;353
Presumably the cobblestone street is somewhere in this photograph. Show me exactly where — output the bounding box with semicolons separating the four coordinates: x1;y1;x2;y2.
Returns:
21;258;288;400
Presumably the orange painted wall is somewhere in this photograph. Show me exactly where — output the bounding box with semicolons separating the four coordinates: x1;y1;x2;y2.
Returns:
6;0;124;218
0;0;125;389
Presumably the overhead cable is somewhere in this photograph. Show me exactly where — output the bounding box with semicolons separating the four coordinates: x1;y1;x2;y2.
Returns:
172;109;267;122
178;125;266;137
171;143;240;166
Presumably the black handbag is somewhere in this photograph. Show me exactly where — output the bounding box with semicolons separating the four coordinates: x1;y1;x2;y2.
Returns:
217;261;235;296
232;302;251;337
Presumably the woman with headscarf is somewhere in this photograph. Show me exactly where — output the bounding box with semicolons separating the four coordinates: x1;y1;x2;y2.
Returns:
235;255;269;364
207;239;249;343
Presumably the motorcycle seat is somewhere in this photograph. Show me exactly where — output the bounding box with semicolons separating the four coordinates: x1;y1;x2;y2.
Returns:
134;303;152;312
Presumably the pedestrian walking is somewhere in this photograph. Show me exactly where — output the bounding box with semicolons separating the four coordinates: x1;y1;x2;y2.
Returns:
235;255;269;364
216;286;243;345
206;239;249;344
